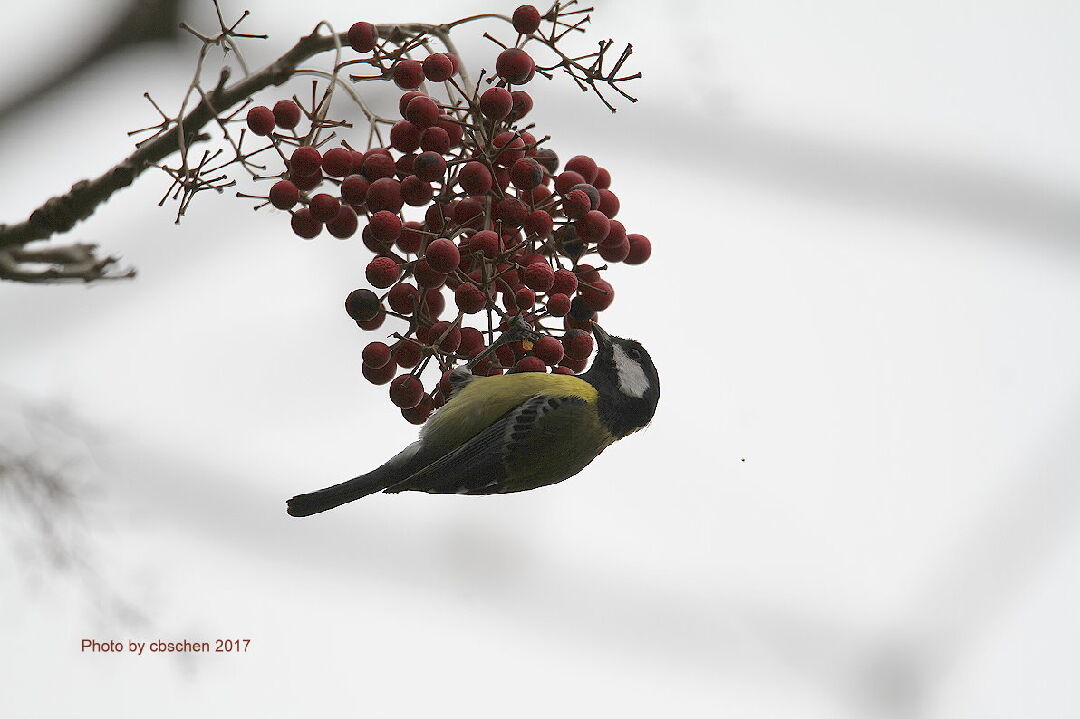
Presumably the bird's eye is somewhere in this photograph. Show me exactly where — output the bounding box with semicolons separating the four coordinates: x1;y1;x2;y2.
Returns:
627;347;642;361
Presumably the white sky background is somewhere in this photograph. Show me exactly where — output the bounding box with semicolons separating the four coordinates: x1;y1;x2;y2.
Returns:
2;1;1080;717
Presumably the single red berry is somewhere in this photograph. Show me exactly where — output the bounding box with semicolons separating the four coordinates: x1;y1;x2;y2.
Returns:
362;359;396;385
394;340;424;368
597;189;620;218
413;151;447;182
327;205;359;238
272;100;302;130
269;180;299;209
398;91;424;117
401;395;435;424
575;210;611;242
512;5;542;34
401;176;433;206
348;22;379;53
550;268;578;296
625;234;652;265
493;132;526;166
368;211;402;242
546;293;571;317
601;219;627;248
363;341;392;369
454;282;487;314
576;264;601;283
321;148;352;178
413;259;447;289
532;335;564;365
580;280;615;312
446;53;461;75
469;230;501;259
565;155;598;184
510;157;544;190
357;307;387;331
569;183;601;210
361;151;397;182
390;374;424;409
424;288;447;319
290;208;322;239
340;175;369;206
531;185;552;204
349;150;365;174
246;105;275;136
508;91;534;121
390;120;422;152
563;190;591;220
397;221;424;254
522;262;555;291
524;210;554;238
309;193;340;223
425;238;461;274
597;234;629;262
346;288;381;321
419;126;451;154
534;147;559;174
554;171;585;195
422;53;455;82
366;256;401;288
496;48;535;84
559;352;589;372
436;116;464;147
459;161;493;195
454;198;485;226
291;168;323;192
514;287;536;309
427;321;461;352
395;153;416;178
562;329;594;360
512;356;546;373
387;282;419;314
479;87;513;119
459;327;486;355
405;95;440;129
392;59;424;89
493;197;528;227
593;167;612;189
290;146;322;176
552;366;576;375
366;178;403;213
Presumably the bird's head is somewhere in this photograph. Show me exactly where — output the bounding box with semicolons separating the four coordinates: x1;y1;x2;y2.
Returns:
582;325;660;437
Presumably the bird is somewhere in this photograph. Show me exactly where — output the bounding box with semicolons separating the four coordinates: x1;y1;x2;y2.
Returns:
285;325;659;516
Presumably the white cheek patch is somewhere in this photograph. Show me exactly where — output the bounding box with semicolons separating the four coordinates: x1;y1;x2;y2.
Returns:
612;344;649;399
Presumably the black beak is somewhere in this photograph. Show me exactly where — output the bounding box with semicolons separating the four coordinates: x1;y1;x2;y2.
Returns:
591;323;612;349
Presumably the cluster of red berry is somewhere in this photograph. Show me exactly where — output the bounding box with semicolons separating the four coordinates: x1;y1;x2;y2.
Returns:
244;7;650;424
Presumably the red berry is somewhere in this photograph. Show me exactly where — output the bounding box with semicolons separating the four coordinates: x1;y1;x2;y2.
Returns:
340;175;369;206
514;287;536;309
272;100;301;129
397;221;424;254
580;279;615;312
394;340;424;368
392;59;424;89
597;233;629;262
625;234;652;265
360;151;396;182
563;190;591;220
346;288;381;321
327;205;359;238
369;211;402;242
309;193;340;222
508;91;533;121
436;116;464;147
401;394;434;424
546;292;571;316
562;329;594;360
512;356;546;373
269;180;299;209
422;53;455;82
425;238;461;273
512;5;542;34
496;48;535;84
569;183;601;210
366;178;403;213
510;157;544;190
534;147;558;173
413;151;447;182
357;307;386;331
493;197;528;227
524;210;554;238
459;161;493;195
565;155;598;184
246;105;275;136
550;268;578;295
291;168;322;192
531;185;552;204
554;171;585;195
419;126;451;154
290;208;322;239
601;219;627;248
366;256;401;288
552;366;576;375
493;132;526;166
427;321;461;352
363;341;392;368
321;147;352;177
390;374;424;408
424;288;447;319
522;262;555;291
290;146;322;176
413;259;447;289
469;230;501;259
390;120;422;152
455;282;487;314
559;353;588;372
388;282;419;314
459;327;485;355
597;189;620;218
575;210;610;242
532;335;564;365
401;176;433;206
398;91;424;117
454;198;485;226
362;359;396;385
593;167;611;189
395;153;416;178
479;87;513;119
405;95;440;129
576;263;602;283
348;22;379;53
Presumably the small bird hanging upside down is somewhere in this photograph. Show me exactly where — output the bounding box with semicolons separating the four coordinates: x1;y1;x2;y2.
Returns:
286;325;659;516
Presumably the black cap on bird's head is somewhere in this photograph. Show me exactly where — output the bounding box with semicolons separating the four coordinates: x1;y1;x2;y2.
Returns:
582;324;660;437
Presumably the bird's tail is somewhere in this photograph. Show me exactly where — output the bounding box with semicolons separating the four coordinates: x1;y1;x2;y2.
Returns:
286;442;420;517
